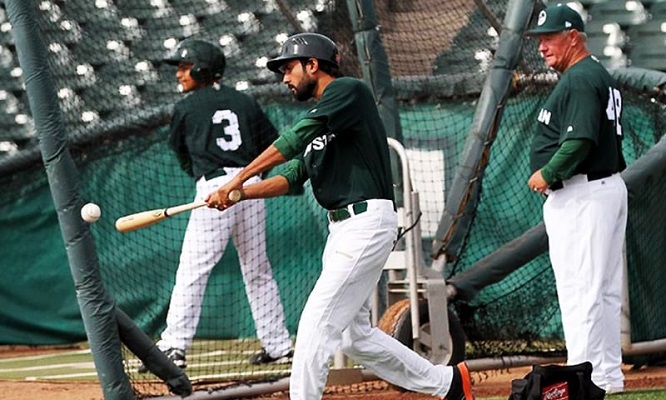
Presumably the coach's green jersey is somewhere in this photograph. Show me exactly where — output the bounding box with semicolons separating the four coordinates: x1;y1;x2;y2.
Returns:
274;77;394;210
168;84;278;180
530;55;626;175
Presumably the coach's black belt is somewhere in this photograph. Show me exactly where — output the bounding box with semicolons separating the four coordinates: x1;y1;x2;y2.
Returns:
203;168;227;180
328;201;369;222
550;171;613;191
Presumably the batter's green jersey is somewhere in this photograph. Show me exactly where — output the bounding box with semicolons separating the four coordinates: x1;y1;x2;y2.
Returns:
530;55;626;175
168;84;278;180
274;77;394;210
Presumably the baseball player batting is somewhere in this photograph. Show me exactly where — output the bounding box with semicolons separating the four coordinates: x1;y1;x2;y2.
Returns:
206;33;473;400
140;38;292;372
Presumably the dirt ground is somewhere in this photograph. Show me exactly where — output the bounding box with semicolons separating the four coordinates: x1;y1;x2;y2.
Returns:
3;345;666;400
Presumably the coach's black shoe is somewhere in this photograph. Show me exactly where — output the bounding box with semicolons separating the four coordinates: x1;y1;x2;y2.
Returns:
138;348;187;373
249;348;294;365
443;362;474;400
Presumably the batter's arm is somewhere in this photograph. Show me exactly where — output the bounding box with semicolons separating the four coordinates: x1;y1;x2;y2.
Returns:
206;144;287;208
236;175;291;201
207;119;324;208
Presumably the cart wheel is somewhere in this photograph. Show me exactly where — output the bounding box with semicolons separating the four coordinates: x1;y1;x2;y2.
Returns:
378;298;466;365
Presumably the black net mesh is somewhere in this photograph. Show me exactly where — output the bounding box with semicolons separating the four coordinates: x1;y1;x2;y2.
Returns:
2;0;666;397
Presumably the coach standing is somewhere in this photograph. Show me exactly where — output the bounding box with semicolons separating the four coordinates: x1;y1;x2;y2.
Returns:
525;3;628;394
206;32;473;400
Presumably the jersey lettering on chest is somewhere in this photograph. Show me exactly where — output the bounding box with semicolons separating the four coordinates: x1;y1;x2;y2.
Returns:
304;133;336;157
537;108;552;125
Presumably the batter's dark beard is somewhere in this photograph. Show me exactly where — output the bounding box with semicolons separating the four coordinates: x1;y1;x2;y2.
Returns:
294;78;317;101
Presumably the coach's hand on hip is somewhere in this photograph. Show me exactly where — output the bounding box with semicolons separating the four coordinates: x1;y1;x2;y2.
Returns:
528;169;548;194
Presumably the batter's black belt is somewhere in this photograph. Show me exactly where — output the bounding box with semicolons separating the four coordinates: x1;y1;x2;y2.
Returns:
202;168;227;180
327;201;369;222
550;171;614;191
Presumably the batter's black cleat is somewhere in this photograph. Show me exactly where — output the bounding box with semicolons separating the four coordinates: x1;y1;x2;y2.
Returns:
138;348;187;373
443;362;474;400
249;348;294;365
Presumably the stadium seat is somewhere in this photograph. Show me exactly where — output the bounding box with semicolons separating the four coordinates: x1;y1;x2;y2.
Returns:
0;43;13;69
641;0;666;6
628;37;666;70
51;63;97;92
141;80;182;106
0;123;34;148
596;50;629;69
0;69;25;92
0;91;33;143
132;37;173;62
585;20;628;60
169;0;229;17
55;87;90;127
116;0;177;20
80;15;144;43
79;79;142;114
588;0;649;27
586;20;627;46
627;18;666;40
60;0;122;25
240;30;283;62
574;0;608;6
96;59;161;89
71;36;134;66
0;5;12;46
234;11;263;38
42;18;84;45
626;19;666;59
0;33;12;47
0;90;21;115
199;14;247;41
646;0;666;16
258;12;294;38
141;12;202;38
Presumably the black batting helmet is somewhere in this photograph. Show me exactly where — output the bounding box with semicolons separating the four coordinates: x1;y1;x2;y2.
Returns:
163;39;226;82
266;32;339;73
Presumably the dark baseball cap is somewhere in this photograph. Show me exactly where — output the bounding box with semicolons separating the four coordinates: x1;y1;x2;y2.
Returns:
525;3;585;35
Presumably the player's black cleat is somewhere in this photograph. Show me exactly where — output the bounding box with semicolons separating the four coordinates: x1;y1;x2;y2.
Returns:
138;348;187;373
249;348;294;365
443;362;474;400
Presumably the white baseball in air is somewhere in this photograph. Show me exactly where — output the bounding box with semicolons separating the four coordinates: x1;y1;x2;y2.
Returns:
81;203;102;223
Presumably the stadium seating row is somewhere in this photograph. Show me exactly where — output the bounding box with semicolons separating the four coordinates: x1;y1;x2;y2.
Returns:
1;0;666;156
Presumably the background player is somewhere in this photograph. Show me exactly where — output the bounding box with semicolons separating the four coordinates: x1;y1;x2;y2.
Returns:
206;32;473;400
526;4;628;393
142;38;293;370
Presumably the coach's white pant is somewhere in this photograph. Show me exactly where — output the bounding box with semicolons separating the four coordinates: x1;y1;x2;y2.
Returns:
289;199;453;400
159;171;292;358
544;173;627;391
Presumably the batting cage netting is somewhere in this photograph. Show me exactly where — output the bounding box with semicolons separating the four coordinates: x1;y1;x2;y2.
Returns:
1;0;666;397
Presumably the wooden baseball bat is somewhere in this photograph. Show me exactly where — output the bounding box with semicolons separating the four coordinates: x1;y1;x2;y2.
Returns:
115;190;242;233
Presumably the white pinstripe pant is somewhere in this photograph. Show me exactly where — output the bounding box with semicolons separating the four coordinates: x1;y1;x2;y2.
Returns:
158;171;291;358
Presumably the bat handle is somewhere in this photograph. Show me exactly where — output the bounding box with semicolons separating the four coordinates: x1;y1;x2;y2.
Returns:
165;200;207;216
228;189;242;202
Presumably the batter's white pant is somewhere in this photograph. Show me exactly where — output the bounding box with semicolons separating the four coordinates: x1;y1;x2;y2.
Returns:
158;170;292;358
289;199;454;399
544;173;627;391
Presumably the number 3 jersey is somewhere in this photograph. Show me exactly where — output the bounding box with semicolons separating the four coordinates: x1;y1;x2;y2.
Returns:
167;84;278;180
529;55;626;175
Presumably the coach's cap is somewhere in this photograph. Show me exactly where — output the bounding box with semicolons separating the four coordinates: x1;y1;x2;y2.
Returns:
525;3;585;35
